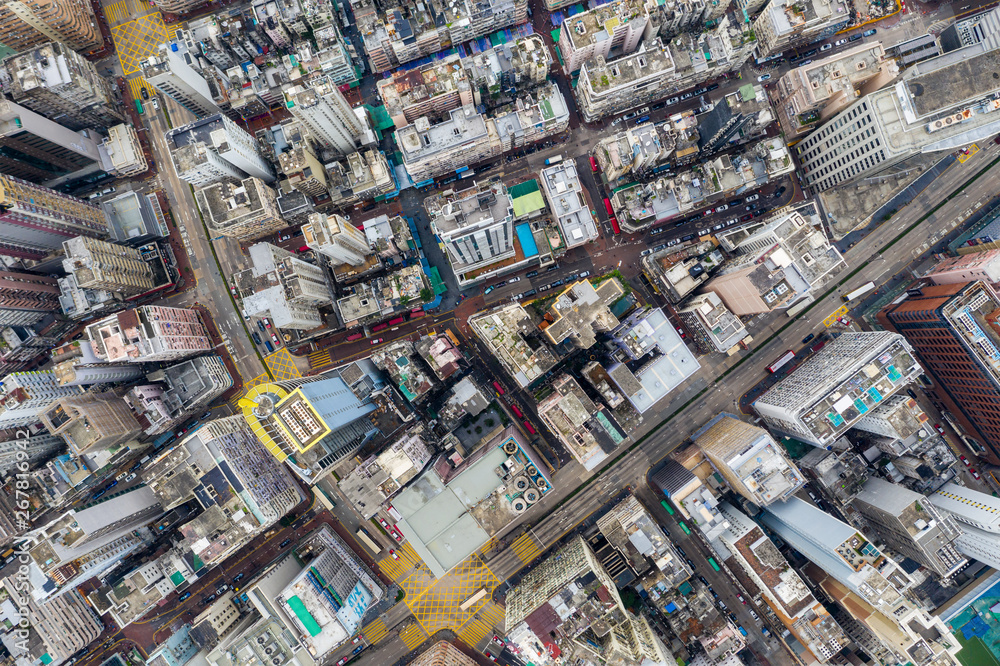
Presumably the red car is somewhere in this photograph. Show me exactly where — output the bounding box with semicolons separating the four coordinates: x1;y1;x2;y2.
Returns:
590;156;599;173
262;317;271;329
960;455;970;466
337;658;348;666
934;423;946;435
972;468;982;480
370;338;383;345
377;517;390;529
737;594;746;605
391;527;404;542
389;549;399;560
676;326;686;338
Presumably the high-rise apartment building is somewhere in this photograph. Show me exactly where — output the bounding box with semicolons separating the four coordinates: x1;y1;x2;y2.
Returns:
557;0;650;73
752;0;851;59
40;391;142;454
85;306;212;364
62;236;156;296
51;340;144;386
0;100;111;191
753;332;922;448
195;177;286;242
0;172;107;260
4;42;123;131
285;80;364;154
142;41;222;118
168;114;275;187
1;579;102;662
761;497;962;666
925;249;1000;286
851;478;966;578
927;481;1000;570
0;371;80;429
797;15;1000;192
101;124;148;178
0;432;62;475
304;212;371;267
0;270;62;326
693;413;805;506
878;281;1000;464
540;160;599;248
716;503;851;664
506;536;673;666
238;243;331;329
0;0;103;54
237;364;390;484
425;181;515;275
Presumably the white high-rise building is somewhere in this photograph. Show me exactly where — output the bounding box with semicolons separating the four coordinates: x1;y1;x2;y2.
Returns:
304;212;371;266
0;371;79;429
167;114;275;187
142;40;222;118
285;80;364;154
762;497;962;666
239;243;331;330
85;305;212;364
928;482;1000;570
0;432;62;475
425;181;515;275
753;332;922;448
797;10;1000;192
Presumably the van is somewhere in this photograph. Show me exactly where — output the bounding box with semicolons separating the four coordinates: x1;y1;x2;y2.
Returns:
641;249;653;256
265;340;274;353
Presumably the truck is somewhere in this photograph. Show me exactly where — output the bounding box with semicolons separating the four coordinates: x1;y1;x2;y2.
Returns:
842;281;876;302
544;155;563;165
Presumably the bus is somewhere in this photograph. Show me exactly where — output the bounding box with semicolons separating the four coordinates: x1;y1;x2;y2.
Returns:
410;308;425;318
492;381;505;396
460;588;488;611
767;350;795;374
510;404;524;419
843;281;876;302
135;99;144;115
679;521;691;535
388;316;405;326
346;332;364;342
660;500;675;516
708;557;721;572
314;486;336;510
371;322;388;332
523;420;536;435
610;217;622;235
355;527;381;555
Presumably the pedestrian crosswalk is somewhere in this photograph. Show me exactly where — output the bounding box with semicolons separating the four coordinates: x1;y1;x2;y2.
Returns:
308;348;331;369
457;602;505;648
362;619;387;644
128;77;155;103
378;542;420;580
399;623;427;650
103;0;129;24
511;533;541;564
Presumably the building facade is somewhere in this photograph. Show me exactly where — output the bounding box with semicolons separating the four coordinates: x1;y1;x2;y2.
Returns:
0;270;62;326
62;236;156;297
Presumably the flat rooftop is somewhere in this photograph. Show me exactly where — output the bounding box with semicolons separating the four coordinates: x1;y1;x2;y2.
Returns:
613;308;700;412
903;47;1000;118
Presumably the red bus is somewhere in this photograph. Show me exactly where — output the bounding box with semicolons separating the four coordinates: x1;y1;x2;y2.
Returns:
767;350;796;374
603;198;614;217
510;404;524;419
523;420;536;435
590;156;600;173
371;322;388;332
346;332;364;342
610;217;621;235
410;308;425;318
388;316;405;326
492;381;505;396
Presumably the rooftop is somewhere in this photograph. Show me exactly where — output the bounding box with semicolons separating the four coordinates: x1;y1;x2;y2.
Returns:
544;278;623;349
470;304;557;388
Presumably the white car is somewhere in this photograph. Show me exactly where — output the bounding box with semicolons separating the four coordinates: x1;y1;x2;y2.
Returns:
757;74;771;82
834;38;848;46
151;97;160;109
746;194;760;202
508;276;521;283
715;204;729;212
820;43;832;51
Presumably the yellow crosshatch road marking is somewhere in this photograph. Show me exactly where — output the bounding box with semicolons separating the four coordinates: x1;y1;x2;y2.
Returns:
511;533;541;563
823;305;849;328
264;347;301;381
308;349;331;369
230;374;269;407
399;623;427;650
405;553;499;634
958;144;980;163
361;619;387;644
112;12;167;76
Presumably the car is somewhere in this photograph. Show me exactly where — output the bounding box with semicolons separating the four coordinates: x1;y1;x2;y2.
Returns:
702;208;715;216
526;270;539;278
257;320;266;333
676;546;686;557
746;204;758;211
523;289;537;297
610;117;623;126
116;471;129;480
960;455;970;466
508;276;521;283
728;199;743;206
230;286;237;296
666;96;680;105
653;244;667;252
740;213;752;221
737;593;746;604
106;480;118;490
707;83;720;91
746;194;760;202
934;423;946;436
752;209;767;218
728;612;738;623
271;333;279;344
749;609;760;621
93;488;106;500
391;526;405;542
685;558;695;568
726;218;738;226
279;538;292;547
378;517;390;529
802;333;815;344
849;33;863;42
709;587;718;598
140;87;149;100
666;239;678;246
390;549;400;560
179;591;191;601
492;636;506;647
352;637;362;645
370;338;382;345
233;573;245;583
337;658;348;666
719;600;727;610
278;233;291;242
538;284;550;292
129;461;142;472
579;271;591;278
484;285;495;295
712;223;724;231
262;318;271;329
972;469;982;480
773;186;787;198
698;575;709;585
681;234;695;241
693;87;708;95
680;92;694;100
801;59;812;65
716;204;729;212
252;332;262;345
698;229;710;236
151;97;160;110
820;43;832;51
203;594;216;604
757;74;771;82
590;156;600;173
124;473;136;482
487;656;496;663
546;264;560;272
862;28;877;36
551;279;564;288
216;584;229;595
802;49;818;58
835;38;848;46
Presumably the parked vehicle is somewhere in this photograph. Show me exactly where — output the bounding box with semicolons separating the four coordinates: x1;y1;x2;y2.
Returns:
757;74;771;82
179;591;191;601
862;28;877;36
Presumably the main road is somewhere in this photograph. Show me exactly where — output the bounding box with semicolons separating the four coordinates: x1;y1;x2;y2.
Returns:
349;113;1000;666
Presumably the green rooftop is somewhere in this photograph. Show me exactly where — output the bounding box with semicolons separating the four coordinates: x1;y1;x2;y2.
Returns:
287;595;322;637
